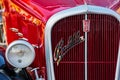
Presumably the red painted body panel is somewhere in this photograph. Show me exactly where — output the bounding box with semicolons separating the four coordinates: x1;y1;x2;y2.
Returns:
13;0;120;20
2;0;120;79
3;0;120;44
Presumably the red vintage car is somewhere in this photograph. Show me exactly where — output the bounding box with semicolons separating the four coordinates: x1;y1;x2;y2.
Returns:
0;0;120;80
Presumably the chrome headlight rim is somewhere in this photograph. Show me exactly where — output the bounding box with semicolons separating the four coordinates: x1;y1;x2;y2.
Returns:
5;40;35;68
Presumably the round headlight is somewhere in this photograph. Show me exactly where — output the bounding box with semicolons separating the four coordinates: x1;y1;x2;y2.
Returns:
5;40;35;68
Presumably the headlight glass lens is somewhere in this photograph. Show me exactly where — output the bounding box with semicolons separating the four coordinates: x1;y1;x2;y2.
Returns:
6;40;35;68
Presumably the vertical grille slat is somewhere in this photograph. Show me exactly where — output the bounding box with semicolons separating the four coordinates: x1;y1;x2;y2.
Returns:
51;14;120;80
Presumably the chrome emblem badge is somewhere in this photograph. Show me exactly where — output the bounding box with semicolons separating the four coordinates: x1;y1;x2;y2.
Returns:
54;31;84;66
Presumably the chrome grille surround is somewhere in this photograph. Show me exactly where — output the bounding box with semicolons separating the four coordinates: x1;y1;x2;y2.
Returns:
45;5;120;80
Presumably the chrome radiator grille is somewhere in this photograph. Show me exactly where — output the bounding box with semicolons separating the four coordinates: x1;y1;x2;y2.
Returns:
51;14;120;80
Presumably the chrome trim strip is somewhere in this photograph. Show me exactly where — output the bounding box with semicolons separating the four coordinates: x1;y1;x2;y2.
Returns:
115;43;120;80
85;13;88;80
45;5;120;80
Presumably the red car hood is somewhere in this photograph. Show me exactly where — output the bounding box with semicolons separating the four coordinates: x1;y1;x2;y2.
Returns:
20;0;120;21
31;0;119;7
